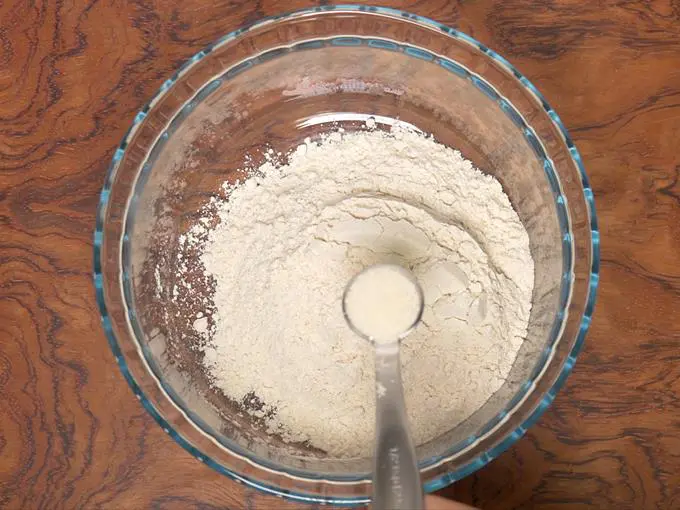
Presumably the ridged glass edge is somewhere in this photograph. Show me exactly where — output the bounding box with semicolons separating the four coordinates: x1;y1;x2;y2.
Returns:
93;4;600;505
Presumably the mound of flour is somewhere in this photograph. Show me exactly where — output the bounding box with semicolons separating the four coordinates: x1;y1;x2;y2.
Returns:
196;126;534;457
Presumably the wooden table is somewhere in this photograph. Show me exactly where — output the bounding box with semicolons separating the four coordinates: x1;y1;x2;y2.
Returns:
2;1;679;508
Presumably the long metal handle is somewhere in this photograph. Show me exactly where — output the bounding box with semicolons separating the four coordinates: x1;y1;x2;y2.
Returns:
373;344;423;510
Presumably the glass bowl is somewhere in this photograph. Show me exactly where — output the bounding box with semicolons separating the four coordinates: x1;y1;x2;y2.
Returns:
94;5;599;505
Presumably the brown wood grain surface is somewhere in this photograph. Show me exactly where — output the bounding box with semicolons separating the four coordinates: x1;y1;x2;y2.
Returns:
1;0;679;508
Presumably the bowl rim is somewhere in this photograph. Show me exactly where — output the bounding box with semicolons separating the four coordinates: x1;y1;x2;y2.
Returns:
94;4;600;505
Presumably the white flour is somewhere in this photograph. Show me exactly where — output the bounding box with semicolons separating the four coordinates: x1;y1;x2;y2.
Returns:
344;264;422;344
195;126;534;457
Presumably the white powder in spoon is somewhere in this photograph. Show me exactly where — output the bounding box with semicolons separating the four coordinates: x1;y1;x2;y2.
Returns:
197;126;534;457
344;264;422;344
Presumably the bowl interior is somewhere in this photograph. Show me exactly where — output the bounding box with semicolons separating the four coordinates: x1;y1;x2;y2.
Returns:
123;36;564;478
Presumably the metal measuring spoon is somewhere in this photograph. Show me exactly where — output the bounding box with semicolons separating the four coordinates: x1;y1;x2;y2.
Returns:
342;264;424;510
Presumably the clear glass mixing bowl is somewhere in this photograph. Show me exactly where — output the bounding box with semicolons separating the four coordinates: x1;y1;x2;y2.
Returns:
94;5;599;505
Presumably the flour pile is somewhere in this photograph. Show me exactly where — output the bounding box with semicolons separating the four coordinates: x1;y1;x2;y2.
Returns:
193;126;534;457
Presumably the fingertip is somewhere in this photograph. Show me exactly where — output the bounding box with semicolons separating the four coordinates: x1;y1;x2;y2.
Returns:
424;494;479;510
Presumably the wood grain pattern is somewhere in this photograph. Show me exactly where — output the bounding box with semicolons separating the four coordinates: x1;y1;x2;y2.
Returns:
1;0;679;508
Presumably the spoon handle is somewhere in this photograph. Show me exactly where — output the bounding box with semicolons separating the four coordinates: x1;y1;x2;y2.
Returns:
373;344;423;510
